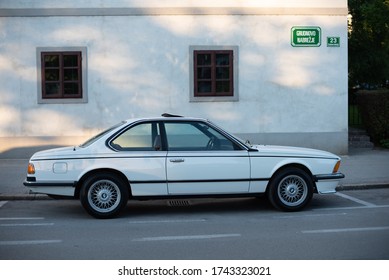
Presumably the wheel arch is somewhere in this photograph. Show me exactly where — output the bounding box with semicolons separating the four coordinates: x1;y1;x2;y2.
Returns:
268;163;317;193
74;168;131;198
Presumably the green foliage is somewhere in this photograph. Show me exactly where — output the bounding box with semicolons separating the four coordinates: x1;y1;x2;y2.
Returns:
356;90;389;148
348;0;389;86
348;104;363;127
380;139;389;149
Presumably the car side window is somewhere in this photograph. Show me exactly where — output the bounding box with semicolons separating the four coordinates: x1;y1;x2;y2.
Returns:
164;122;237;151
110;122;161;151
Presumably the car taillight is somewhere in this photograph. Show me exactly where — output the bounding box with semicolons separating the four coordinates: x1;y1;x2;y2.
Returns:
27;163;35;174
332;160;341;173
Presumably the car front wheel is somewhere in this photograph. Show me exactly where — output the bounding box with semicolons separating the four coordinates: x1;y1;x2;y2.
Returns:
267;167;313;211
80;173;129;219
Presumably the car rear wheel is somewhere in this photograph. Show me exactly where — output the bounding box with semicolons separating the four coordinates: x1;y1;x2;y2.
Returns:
267;167;313;211
80;173;129;219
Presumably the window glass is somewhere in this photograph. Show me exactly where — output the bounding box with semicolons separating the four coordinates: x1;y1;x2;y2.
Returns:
111;123;160;151
198;81;212;93
41;52;82;99
197;54;212;65
216;81;230;92
44;55;59;67
216;53;230;65
63;55;78;67
64;69;79;81
165;122;236;151
45;83;60;96
45;69;59;81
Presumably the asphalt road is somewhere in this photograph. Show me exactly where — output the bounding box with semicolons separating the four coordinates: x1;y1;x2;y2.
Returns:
1;189;389;260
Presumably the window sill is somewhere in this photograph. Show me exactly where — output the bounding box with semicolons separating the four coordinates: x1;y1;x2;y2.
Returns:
189;95;239;102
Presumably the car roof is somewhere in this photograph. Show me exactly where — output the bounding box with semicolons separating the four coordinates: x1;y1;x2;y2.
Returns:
124;114;208;123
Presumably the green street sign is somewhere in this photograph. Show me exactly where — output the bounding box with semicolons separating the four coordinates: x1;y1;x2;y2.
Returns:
291;26;321;47
327;37;340;47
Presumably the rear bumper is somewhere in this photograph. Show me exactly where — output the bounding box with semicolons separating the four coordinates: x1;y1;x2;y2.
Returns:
23;180;76;197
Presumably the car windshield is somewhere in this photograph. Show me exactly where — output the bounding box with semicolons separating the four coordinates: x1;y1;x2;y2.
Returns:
79;121;125;148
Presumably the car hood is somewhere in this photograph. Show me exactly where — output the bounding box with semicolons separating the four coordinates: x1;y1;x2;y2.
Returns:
251;145;340;159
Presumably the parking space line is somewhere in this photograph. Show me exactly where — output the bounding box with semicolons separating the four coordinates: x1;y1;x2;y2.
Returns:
0;223;54;227
133;233;241;242
335;192;377;207
0;201;8;208
0;217;45;220
275;213;347;219
129;219;206;224
316;204;389;211
302;226;389;234
0;240;62;246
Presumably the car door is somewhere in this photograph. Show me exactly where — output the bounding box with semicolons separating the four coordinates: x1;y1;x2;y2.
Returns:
164;121;250;195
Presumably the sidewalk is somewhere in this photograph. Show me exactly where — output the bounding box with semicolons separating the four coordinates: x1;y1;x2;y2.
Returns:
337;148;389;190
0;146;388;200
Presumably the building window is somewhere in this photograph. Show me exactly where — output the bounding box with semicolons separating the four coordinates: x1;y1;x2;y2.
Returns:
41;52;82;99
190;46;238;102
37;47;87;104
194;50;233;97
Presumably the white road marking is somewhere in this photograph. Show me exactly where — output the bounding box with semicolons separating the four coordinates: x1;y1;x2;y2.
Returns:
0;223;54;227
335;192;376;207
316;205;389;211
0;217;45;220
0;240;62;246
275;213;347;219
0;201;8;208
133;233;241;242
129;219;206;224
302;226;389;234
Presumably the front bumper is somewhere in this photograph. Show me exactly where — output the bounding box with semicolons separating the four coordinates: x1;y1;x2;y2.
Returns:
313;172;345;194
313;173;345;182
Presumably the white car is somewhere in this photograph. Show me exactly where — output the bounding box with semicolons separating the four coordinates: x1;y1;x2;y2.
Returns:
24;114;344;218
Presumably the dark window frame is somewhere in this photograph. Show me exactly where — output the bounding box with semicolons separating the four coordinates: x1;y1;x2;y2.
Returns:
189;46;238;102
37;47;87;104
41;51;82;99
193;50;233;97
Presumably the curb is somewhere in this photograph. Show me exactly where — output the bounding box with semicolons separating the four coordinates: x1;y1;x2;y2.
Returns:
336;183;389;191
0;194;53;201
1;183;389;201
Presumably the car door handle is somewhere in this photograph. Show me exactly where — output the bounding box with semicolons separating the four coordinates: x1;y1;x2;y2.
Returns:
169;158;185;163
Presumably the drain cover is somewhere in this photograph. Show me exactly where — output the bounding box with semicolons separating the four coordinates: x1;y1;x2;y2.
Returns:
167;200;191;207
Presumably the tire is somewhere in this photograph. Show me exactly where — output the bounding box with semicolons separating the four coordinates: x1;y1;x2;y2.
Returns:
80;172;129;219
267;167;313;211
